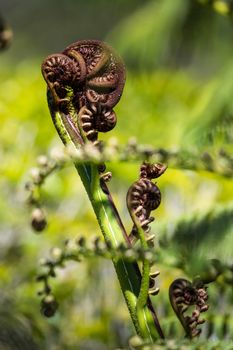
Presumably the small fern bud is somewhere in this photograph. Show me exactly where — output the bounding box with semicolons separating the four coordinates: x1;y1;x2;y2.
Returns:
31;208;47;232
40;295;58;318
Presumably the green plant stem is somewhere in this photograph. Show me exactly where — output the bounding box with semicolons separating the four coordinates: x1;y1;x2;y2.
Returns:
132;213;152;337
49;105;164;341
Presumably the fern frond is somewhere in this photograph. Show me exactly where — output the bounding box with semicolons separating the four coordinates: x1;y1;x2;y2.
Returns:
159;202;233;274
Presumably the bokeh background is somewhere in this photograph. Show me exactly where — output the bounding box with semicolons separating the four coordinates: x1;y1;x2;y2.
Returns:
0;0;233;349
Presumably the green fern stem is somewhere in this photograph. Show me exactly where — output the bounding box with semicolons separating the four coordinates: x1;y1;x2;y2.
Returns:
128;209;152;335
49;104;164;341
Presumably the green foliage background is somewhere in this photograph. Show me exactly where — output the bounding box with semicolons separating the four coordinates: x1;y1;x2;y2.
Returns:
0;0;232;349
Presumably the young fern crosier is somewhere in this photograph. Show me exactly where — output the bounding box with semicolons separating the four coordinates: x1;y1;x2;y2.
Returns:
41;40;164;341
126;162;166;331
127;162;167;247
169;278;209;338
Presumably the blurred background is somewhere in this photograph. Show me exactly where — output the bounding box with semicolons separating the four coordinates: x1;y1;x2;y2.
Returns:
0;0;233;349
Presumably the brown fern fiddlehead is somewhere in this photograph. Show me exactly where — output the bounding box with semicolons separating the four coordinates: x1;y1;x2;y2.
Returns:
127;162;167;246
169;278;209;338
127;162;166;297
41;40;125;147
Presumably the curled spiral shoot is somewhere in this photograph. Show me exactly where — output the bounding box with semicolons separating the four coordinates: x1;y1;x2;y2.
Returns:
169;278;209;338
41;40;125;148
127;162;167;246
126;162;166;308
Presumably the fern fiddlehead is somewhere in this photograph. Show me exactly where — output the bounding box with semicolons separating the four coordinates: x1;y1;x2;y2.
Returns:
41;40;164;341
169;278;209;338
42;40;125;149
127;162;166;333
127;162;167;246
